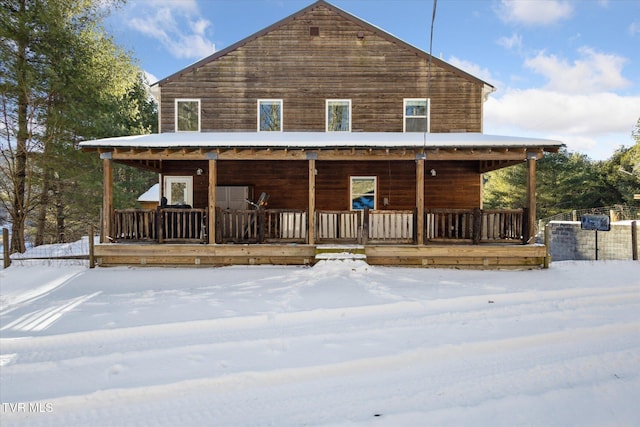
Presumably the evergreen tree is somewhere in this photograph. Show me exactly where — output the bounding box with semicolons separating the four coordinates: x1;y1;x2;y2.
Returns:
600;117;640;206
1;0;156;249
484;122;640;220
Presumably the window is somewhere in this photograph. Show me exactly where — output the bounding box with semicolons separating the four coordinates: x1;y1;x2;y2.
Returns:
326;99;351;132
258;99;282;132
350;176;376;210
175;99;200;132
163;176;193;206
404;98;429;132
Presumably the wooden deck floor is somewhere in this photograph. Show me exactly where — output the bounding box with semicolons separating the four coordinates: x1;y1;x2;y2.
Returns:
93;243;549;270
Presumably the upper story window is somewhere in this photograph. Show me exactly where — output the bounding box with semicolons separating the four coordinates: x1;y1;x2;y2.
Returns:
326;99;351;132
175;99;200;132
258;99;283;132
404;98;430;132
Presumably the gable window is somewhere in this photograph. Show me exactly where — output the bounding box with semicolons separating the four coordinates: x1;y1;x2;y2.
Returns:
404;98;429;132
175;99;200;132
258;99;283;132
350;176;376;210
326;99;351;132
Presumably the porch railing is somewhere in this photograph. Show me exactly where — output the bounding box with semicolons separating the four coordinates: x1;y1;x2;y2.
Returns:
481;209;526;242
316;210;362;243
111;207;525;245
216;208;307;243
426;209;475;242
216;209;258;243
426;208;525;243
111;208;206;243
367;210;415;243
267;210;307;242
112;209;157;241
158;208;207;243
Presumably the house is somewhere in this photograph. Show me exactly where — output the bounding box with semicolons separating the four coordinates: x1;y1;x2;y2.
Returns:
137;183;159;209
81;0;562;268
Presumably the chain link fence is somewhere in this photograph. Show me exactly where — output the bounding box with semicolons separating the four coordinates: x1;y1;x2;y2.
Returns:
2;229;96;268
539;205;640;225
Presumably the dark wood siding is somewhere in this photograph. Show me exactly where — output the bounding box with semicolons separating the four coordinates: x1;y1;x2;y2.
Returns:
425;161;481;209
163;159;480;211
217;161;309;209
315;160;480;210
159;4;484;134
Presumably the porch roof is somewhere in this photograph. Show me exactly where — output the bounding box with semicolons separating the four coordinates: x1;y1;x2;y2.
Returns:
80;132;563;152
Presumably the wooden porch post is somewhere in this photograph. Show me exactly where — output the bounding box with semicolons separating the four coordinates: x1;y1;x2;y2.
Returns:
416;154;425;245
208;154;217;245
308;154;316;245
526;152;537;244
101;153;113;243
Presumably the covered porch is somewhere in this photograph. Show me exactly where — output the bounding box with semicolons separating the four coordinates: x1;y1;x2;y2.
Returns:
82;132;561;269
97;207;546;269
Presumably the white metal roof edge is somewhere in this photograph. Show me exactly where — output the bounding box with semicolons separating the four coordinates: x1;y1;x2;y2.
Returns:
137;183;159;202
80;132;564;149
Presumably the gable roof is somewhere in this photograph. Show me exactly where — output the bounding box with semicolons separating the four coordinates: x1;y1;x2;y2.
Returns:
152;0;493;89
137;183;159;202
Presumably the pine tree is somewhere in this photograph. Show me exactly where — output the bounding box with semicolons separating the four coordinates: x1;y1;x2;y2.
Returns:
1;0;156;250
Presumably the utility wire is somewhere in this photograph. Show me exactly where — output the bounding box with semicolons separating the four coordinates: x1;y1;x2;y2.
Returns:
423;0;437;150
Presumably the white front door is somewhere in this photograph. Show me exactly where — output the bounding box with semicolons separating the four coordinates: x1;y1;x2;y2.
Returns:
164;176;193;206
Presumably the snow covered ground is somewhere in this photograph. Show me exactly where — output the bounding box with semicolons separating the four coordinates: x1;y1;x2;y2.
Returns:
1;255;639;426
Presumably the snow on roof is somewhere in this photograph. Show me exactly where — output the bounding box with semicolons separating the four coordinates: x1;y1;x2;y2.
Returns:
80;132;563;150
137;183;159;202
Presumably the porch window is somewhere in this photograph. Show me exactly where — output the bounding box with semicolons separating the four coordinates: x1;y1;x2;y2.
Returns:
350;176;376;210
326;99;351;132
257;99;282;132
404;98;429;132
175;99;200;132
163;176;193;206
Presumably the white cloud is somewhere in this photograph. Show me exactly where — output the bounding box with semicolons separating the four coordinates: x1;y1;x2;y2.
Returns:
496;0;573;26
484;89;640;158
448;56;498;86
127;0;215;59
524;47;630;94
630;22;640;36
497;33;522;52
486;89;639;134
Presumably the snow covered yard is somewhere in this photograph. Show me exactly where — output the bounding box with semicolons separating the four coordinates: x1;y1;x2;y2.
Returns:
1;259;639;426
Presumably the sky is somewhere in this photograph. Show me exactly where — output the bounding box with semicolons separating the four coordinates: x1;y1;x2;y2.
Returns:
105;0;640;160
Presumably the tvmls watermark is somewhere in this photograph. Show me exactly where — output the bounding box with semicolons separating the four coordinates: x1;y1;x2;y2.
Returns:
2;402;54;414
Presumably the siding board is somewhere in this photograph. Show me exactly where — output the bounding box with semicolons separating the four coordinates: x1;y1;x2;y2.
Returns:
159;4;483;134
162;160;480;211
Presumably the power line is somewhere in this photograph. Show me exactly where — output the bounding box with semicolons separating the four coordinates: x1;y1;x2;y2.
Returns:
424;0;437;149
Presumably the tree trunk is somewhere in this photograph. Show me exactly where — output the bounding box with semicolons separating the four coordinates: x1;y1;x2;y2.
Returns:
10;0;28;253
55;177;65;243
35;170;51;246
